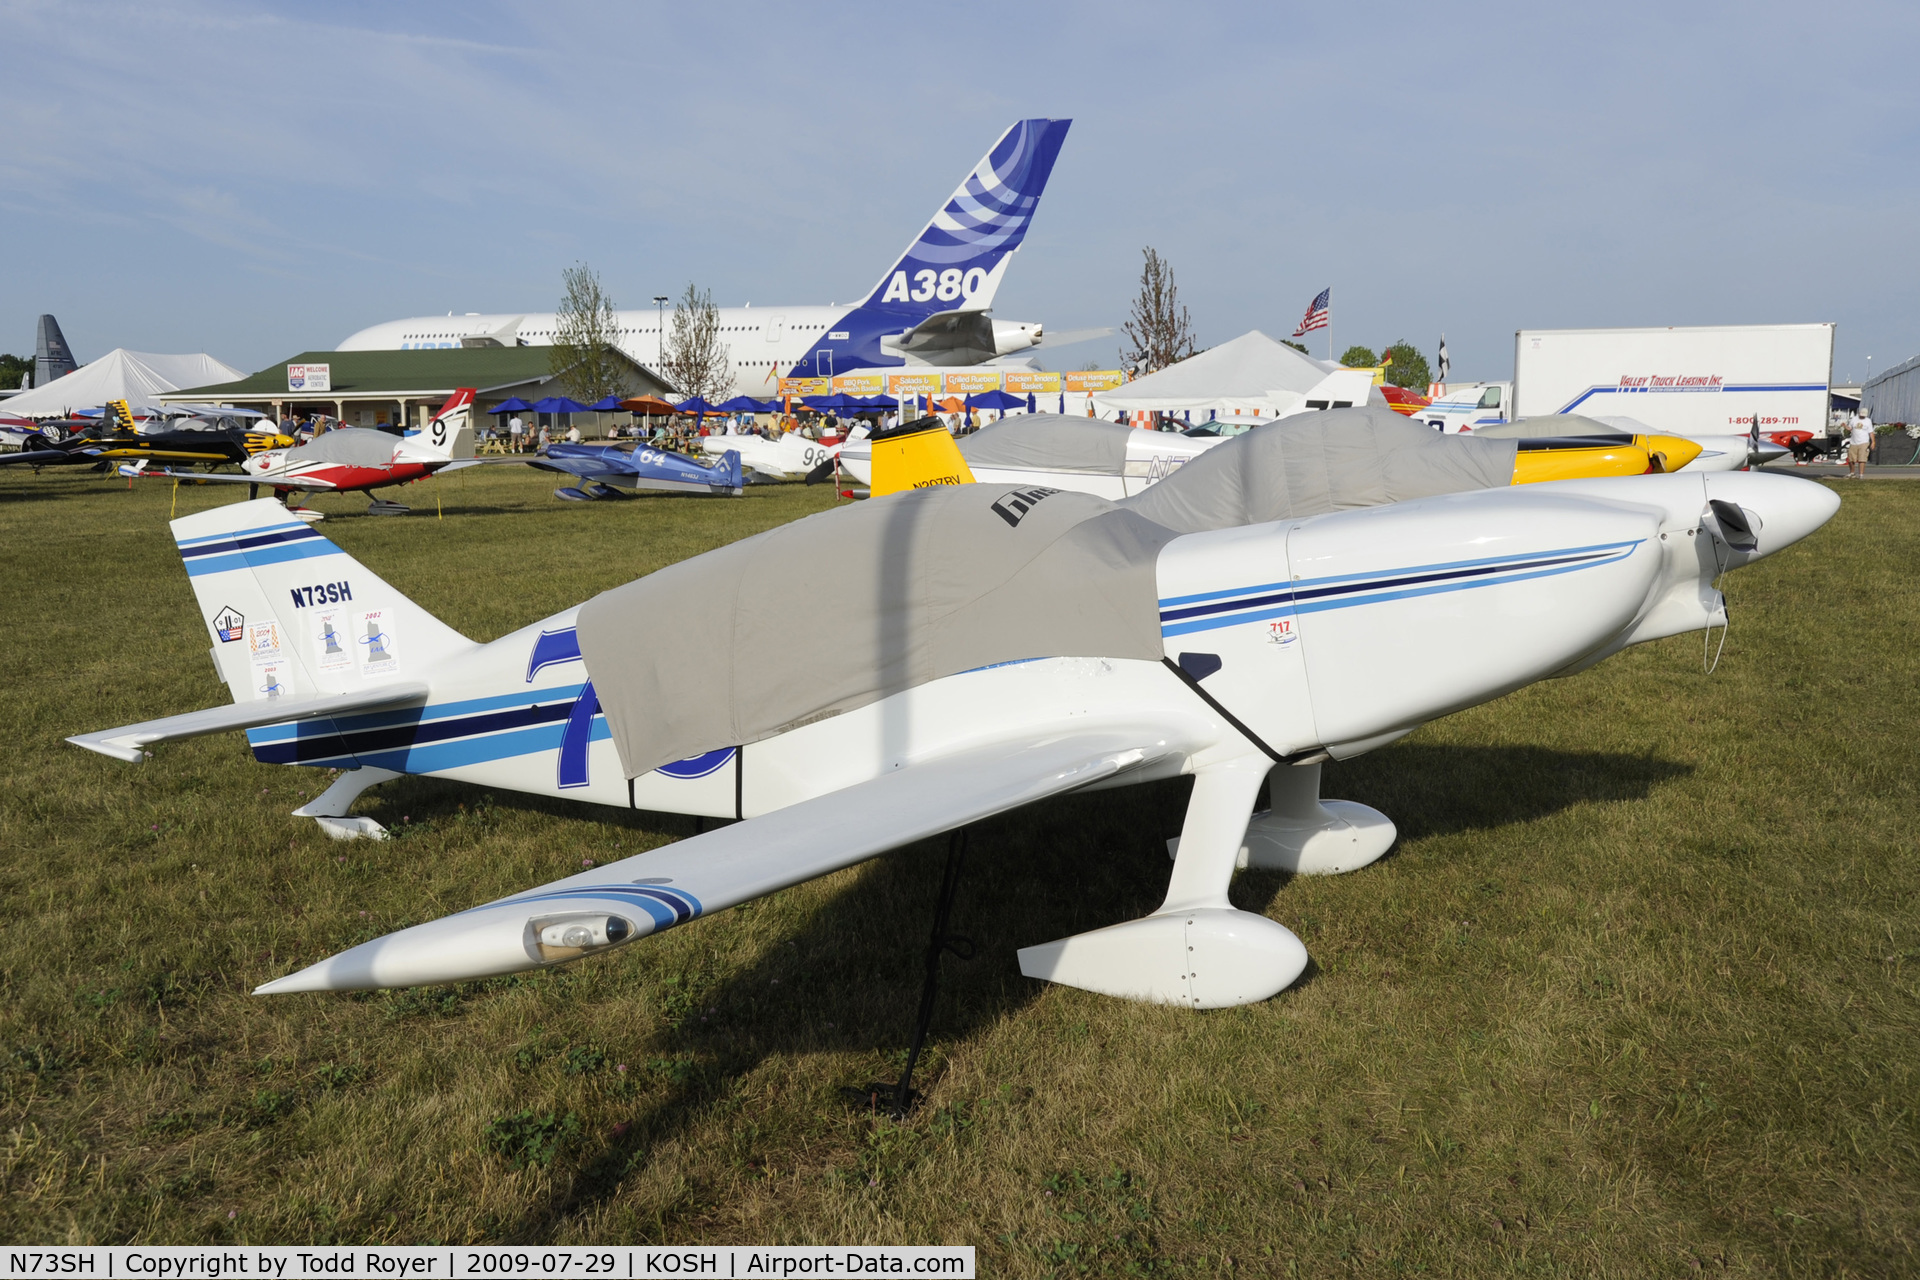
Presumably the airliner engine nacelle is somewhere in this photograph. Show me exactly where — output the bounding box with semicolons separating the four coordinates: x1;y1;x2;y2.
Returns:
993;320;1044;356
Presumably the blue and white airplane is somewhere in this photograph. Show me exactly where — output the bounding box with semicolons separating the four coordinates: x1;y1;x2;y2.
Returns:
337;120;1083;398
69;437;1837;1008
533;441;743;501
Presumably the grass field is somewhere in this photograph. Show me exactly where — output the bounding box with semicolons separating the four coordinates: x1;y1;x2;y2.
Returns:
1;464;1915;1274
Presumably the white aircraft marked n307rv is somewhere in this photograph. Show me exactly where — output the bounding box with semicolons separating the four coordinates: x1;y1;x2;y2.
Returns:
337;119;1094;400
70;418;1839;1009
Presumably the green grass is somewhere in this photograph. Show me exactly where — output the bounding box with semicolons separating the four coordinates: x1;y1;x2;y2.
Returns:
1;464;1915;1273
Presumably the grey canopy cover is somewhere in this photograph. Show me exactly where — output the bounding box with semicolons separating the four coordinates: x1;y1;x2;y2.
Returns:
958;415;1135;475
576;485;1179;778
577;408;1522;779
1118;407;1517;534
1467;414;1626;439
288;428;401;466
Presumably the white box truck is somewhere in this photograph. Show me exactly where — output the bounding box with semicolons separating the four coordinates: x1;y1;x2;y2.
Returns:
1512;323;1833;439
1421;325;1835;451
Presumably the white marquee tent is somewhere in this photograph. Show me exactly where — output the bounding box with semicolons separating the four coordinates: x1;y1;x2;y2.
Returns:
3;349;245;417
1092;330;1375;420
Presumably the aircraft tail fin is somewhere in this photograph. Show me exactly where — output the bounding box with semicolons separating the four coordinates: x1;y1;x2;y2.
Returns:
868;417;975;497
861;118;1071;316
171;498;478;707
402;388;476;459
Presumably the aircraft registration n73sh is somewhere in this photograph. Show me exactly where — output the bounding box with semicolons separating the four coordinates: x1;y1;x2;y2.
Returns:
70;422;1839;1007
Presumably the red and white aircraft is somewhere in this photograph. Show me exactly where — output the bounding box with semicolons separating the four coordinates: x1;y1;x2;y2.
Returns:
145;390;509;517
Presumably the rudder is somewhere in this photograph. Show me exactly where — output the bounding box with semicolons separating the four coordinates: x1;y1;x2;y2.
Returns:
172;498;477;707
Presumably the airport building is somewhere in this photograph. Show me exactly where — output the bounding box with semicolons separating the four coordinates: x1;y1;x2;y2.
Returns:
162;347;672;428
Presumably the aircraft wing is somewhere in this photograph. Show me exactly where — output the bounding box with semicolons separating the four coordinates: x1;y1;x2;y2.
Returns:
0;448;81;467
1032;326;1115;350
142;467;339;490
256;729;1188;992
525;455;609;481
433;457;535;473
68;682;431;762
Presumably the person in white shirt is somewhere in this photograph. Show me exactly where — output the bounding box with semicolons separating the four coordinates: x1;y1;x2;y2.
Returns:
1848;411;1873;479
507;415;524;453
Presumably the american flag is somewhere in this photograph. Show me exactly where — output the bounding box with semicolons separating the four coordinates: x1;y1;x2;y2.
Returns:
1292;288;1330;337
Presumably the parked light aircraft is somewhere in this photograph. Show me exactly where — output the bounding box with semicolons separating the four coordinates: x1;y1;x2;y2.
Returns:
70;417;1839;1008
700;428;842;482
337;120;1085;399
534;440;744;500
840;413;1226;497
1;399;293;470
845;410;1713;500
1473;414;1787;470
142;390;502;515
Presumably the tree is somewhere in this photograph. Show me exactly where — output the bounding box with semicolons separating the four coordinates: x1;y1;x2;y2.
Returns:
1121;247;1196;374
660;282;732;402
549;263;626;402
1339;345;1378;368
1381;340;1432;390
0;353;32;390
1282;340;1308;355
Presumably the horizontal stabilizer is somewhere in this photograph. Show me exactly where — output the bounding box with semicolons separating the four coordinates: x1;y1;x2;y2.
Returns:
258;730;1179;992
68;682;429;762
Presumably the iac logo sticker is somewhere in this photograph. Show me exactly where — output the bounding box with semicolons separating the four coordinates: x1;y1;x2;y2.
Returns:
211;605;245;643
990;486;1062;528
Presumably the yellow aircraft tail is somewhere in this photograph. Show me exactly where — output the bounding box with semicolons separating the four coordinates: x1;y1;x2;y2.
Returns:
868;417;976;497
108;399;137;433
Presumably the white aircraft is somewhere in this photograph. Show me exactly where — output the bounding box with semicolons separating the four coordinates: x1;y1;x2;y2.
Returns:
70;433;1838;1009
701;428;842;483
139;390;493;516
837;414;1225;496
337;120;1092;399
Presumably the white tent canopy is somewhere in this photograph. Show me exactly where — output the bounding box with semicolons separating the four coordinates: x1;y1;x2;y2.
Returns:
1093;330;1373;419
4;349;244;418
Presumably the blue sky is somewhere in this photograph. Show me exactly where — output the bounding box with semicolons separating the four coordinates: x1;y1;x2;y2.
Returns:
2;0;1914;384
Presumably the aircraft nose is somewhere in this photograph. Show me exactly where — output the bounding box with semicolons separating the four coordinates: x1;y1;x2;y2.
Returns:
1702;471;1840;557
1645;434;1702;472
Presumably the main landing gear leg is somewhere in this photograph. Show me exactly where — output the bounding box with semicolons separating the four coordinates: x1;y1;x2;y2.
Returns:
292;767;403;840
1018;754;1308;1009
1238;761;1396;875
846;827;974;1118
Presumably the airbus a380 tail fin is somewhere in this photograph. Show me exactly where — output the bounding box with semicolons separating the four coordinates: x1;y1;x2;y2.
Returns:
863;118;1071;316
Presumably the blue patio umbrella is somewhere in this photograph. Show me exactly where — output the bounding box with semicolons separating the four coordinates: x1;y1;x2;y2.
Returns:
674;397;720;415
864;393;899;408
532;396;589;414
968;389;1026;411
489;396;535;415
582;395;624;412
716;395;765;412
803;393;859;412
1058;392;1066;414
1027;392;1038;414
